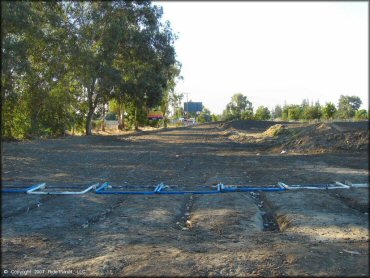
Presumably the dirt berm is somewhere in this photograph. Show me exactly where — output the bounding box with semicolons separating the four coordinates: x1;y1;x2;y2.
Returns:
222;120;369;153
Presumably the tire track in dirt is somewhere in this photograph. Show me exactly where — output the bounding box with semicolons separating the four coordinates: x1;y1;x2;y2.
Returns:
2;194;57;219
264;190;368;241
329;189;369;214
249;191;280;232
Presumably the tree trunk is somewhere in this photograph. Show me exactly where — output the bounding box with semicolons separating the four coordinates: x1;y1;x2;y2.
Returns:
101;106;105;131
163;115;168;128
30;104;42;137
85;78;96;136
118;102;125;130
134;103;138;130
161;102;168;129
122;103;126;130
86;110;93;135
118;108;123;130
30;115;38;137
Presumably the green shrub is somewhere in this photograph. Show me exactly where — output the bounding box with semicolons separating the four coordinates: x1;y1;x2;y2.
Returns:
92;119;103;130
354;109;368;120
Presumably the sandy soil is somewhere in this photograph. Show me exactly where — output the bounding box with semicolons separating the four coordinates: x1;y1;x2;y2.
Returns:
1;120;369;277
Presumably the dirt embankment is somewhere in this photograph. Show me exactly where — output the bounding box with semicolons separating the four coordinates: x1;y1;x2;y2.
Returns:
222;120;369;153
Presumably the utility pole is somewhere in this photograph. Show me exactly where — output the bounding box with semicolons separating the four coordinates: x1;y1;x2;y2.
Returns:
183;92;190;118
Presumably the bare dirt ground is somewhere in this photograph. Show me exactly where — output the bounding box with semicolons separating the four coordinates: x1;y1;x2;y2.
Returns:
1;120;369;277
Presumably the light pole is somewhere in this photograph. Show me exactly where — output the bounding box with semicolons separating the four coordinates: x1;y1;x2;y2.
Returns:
183;92;189;118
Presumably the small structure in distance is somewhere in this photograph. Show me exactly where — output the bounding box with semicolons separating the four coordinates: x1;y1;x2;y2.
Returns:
147;110;164;120
184;102;202;113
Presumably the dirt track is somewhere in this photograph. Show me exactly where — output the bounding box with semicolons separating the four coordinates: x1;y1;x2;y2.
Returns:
1;121;369;277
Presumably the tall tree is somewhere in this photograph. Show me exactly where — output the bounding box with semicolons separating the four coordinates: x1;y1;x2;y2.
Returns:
2;2;73;138
287;105;303;121
222;93;253;121
160;63;182;128
273;105;282;119
337;95;362;119
66;2;119;135
321;102;337;120
110;3;179;130
196;107;212;123
254;106;271;120
302;105;321;120
2;1;180;138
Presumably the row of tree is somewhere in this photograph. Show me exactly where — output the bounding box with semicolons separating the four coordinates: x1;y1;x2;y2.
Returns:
2;1;181;139
222;93;368;121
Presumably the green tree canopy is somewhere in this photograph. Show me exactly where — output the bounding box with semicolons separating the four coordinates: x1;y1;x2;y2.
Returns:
287;105;303;121
337;95;362;119
254;106;271;120
222;93;253;121
321;102;337;120
273;105;282;119
302;102;321;120
2;1;180;138
196;107;211;123
354;109;368;120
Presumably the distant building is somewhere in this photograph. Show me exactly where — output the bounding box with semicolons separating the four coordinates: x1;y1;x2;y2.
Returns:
147;111;163;120
184;102;203;113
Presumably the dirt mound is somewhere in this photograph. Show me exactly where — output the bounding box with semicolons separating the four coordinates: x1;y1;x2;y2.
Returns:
219;120;290;144
221;120;369;153
220;120;282;132
329;121;368;132
221;129;257;143
263;124;289;137
282;123;368;153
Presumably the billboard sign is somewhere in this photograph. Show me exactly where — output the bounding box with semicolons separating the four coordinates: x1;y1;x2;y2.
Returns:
147;111;163;120
184;102;203;112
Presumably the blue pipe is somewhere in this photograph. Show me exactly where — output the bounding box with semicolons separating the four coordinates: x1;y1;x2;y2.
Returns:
154;183;164;192
157;183;222;195
2;188;29;193
221;187;285;192
2;184;42;193
157;191;220;195
95;182;163;195
3;181;288;195
220;183;285;192
95;182;110;192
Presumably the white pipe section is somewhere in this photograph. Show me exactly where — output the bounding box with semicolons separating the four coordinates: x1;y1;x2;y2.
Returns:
27;183;99;195
278;182;289;189
278;181;349;190
26;183;46;193
334;181;350;189
351;184;369;188
345;181;369;188
278;182;286;189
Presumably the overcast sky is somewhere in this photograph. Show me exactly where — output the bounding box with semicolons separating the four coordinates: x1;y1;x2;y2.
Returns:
156;1;368;115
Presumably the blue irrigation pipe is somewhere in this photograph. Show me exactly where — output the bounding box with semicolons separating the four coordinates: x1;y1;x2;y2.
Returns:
220;183;285;192
95;182;163;195
1;183;46;193
156;183;222;195
95;182;109;192
154;183;164;192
